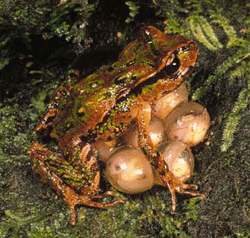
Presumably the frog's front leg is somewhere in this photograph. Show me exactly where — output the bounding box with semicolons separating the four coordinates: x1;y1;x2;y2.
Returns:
114;95;155;155
28;142;124;226
36;70;80;136
135;95;154;154
153;153;205;213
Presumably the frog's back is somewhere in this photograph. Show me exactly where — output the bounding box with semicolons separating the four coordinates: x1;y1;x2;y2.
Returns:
49;26;197;150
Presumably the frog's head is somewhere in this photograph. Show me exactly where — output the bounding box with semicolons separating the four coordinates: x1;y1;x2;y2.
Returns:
117;26;198;95
138;25;198;84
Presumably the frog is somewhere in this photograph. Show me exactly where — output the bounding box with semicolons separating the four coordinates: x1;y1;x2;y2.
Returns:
28;26;202;225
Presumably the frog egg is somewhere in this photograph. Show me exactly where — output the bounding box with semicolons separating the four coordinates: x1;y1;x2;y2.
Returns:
124;116;165;148
93;140;120;163
158;141;194;183
165;101;210;147
105;147;154;194
153;84;188;120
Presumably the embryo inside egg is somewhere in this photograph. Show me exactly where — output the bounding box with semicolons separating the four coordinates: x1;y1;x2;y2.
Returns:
105;147;155;194
158;141;194;183
153;83;188;120
124;115;165;148
165;101;210;146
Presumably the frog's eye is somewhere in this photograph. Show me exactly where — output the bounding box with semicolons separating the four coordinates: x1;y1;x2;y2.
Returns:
164;52;180;77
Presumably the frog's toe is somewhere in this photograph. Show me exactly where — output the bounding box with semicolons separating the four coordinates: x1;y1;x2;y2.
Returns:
68;196;124;225
63;187;124;225
176;183;205;199
164;174;205;213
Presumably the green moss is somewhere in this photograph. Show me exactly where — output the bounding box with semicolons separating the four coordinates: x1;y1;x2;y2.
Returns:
189;15;223;51
220;87;249;152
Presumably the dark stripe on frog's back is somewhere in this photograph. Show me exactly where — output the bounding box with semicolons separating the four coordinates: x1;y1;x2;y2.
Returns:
93;94;137;140
51;65;167;144
49;65;154;141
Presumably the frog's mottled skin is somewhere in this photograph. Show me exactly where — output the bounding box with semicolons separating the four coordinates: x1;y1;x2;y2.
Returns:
29;26;201;225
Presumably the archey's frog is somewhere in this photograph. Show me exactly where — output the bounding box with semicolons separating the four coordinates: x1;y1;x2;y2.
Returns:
29;26;200;225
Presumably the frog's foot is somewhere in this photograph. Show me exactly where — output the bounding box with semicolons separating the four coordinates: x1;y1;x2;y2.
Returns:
65;188;124;226
165;174;205;213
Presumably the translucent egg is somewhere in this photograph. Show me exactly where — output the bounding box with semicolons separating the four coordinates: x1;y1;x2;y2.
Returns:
165;101;210;146
124;116;165;148
105;147;154;194
158;141;194;183
93;140;119;163
153;84;188;120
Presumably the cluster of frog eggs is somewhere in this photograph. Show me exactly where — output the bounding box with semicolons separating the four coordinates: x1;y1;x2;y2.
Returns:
93;84;210;194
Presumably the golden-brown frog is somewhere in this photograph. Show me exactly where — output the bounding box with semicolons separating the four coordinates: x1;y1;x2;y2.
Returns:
29;26;200;225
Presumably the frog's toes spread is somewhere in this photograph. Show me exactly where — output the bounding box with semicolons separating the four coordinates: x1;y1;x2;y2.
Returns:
165;175;205;214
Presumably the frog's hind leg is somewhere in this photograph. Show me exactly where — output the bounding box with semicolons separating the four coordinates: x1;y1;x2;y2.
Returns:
28;142;124;226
